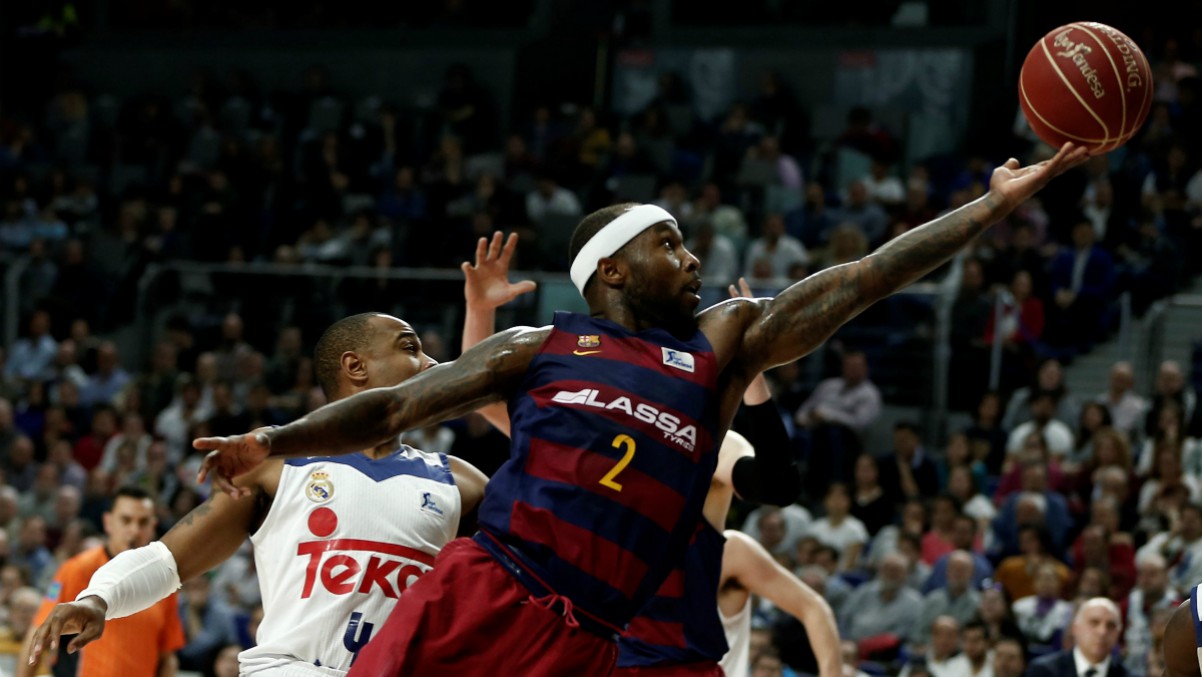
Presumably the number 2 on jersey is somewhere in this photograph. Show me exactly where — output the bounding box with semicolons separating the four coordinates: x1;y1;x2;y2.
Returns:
599;434;636;491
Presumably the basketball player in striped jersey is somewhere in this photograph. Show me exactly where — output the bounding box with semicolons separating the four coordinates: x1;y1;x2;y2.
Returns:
196;143;1089;676
1162;585;1202;676
459;242;839;677
27;313;488;675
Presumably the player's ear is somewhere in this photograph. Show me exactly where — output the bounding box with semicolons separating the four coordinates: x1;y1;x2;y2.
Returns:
342;351;367;387
595;256;626;288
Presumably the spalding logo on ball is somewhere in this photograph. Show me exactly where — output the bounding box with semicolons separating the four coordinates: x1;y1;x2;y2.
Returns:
1019;22;1153;154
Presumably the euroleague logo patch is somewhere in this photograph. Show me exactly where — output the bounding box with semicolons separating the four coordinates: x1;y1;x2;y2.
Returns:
305;470;334;503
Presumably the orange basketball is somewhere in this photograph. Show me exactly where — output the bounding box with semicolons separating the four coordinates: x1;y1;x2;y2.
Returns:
1019;22;1153;154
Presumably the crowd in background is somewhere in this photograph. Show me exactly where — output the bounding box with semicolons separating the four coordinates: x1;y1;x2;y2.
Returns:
0;18;1200;676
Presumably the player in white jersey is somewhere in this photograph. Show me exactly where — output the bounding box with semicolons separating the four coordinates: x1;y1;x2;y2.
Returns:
1163;584;1202;676
27;312;489;676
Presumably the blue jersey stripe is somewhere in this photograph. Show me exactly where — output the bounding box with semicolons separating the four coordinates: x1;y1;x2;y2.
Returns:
1192;585;1202;647
286;447;454;485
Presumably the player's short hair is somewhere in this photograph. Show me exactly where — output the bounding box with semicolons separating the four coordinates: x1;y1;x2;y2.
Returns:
567;202;641;291
314;313;382;398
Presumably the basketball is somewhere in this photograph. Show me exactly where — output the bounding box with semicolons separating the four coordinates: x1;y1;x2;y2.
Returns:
1018;22;1153;154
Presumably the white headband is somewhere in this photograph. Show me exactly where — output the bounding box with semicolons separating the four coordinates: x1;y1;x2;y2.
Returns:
569;204;677;295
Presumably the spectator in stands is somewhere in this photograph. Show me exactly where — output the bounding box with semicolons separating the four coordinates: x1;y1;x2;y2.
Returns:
1070;524;1136;601
1076;401;1118;463
831;180;889;246
78;341;130;408
995;464;1072;554
743;213;808;280
684;219;738;285
911;551;980;649
867;498;926;570
1144;360;1198;440
785;183;835;248
1138;442;1202;517
742;504;812;564
794;350;881;491
743;134;803;191
1122;552;1178;676
986;270;1045;388
1097;361;1148;440
11;516;52;583
995;523;1070;602
903;616;966;677
1136;501;1202;595
840;552;923;645
46;439;85;492
177;576;235;672
898;532;932;592
936;433;987;498
921;495;960;566
850;453;893;536
72;406;116;472
686;182;747;251
0;587;40;674
991;635;1026;677
859;159;905;209
878;421;940;507
1012;561;1074;654
964;391;1007;475
949;256;992;398
923;514;993;594
1025;598;1124;677
524;172;582;225
1003;358;1079;431
811;222;869;272
808;483;868;571
5;311;56;383
2;437;36;494
1047;219;1116;351
1005;391;1075;460
154;377;210;465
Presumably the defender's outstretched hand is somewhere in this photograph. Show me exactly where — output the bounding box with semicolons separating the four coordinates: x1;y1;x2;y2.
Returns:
462;231;537;311
194;427;273;498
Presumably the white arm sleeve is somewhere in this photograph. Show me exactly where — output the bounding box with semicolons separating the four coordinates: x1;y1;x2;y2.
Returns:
75;541;182;620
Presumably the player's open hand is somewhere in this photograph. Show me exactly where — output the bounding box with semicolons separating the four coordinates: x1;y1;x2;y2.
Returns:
989;142;1090;213
194;426;273;498
462;231;537;311
29;596;107;663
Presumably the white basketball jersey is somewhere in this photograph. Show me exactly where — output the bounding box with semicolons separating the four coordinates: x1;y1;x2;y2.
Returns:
240;446;461;675
719;596;752;677
1192;583;1202;674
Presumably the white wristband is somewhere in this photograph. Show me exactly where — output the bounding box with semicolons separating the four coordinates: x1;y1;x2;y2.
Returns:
76;541;182;620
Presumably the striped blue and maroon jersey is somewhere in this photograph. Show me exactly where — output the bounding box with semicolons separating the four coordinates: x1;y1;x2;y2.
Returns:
617;522;728;667
475;311;721;633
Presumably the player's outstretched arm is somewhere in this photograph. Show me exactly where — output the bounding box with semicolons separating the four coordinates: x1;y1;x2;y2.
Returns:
461;231;536;436
723;530;844;677
731;143;1089;374
196;327;547;497
27;469;268;664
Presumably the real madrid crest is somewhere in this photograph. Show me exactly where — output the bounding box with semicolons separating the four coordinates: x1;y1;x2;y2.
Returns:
305;471;334;503
577;334;600;349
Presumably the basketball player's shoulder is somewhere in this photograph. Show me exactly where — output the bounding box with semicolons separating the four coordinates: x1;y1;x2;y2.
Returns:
698;297;759;351
1162;594;1202;676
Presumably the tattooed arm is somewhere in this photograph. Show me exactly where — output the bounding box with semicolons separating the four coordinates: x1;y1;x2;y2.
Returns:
196;326;548;497
727;144;1088;374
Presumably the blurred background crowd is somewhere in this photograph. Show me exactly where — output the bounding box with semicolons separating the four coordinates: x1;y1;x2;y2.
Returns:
2;0;1202;675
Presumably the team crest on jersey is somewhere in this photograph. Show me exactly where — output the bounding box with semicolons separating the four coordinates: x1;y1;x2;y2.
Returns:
661;347;695;373
305;471;334;503
419;492;444;516
577;335;601;349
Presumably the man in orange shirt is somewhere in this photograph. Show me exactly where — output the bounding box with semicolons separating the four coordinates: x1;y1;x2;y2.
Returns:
18;486;184;677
